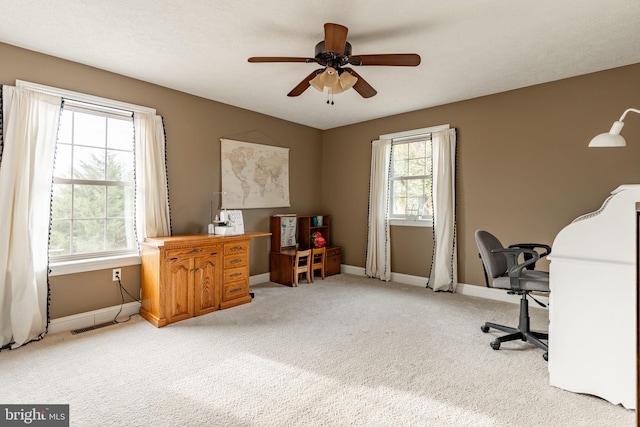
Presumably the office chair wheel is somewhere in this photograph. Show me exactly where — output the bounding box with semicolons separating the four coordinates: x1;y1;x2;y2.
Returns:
481;325;490;333
543;352;548;361
490;340;501;350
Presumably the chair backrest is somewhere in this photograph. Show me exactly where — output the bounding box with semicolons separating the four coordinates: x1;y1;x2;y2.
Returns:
293;249;311;285
475;230;508;278
311;247;326;269
294;249;311;269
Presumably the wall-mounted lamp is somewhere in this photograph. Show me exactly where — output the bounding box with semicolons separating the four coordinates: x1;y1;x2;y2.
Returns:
588;108;640;147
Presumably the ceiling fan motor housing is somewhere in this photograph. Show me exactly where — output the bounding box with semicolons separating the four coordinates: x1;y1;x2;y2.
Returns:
315;41;352;68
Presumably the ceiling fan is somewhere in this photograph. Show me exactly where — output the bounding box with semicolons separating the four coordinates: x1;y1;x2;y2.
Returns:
248;23;421;101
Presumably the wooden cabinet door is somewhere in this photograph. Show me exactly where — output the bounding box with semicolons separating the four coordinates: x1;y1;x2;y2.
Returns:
194;248;222;316
166;256;194;324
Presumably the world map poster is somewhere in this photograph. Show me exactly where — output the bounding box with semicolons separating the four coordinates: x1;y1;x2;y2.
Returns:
220;139;290;208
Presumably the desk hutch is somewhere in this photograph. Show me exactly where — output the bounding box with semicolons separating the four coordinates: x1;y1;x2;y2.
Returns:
269;214;342;286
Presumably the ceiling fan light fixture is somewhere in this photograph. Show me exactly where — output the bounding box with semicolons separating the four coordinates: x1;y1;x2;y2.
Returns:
338;70;357;91
309;67;358;95
310;67;333;92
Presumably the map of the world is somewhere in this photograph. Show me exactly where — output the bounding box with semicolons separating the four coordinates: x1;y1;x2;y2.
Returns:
220;139;290;208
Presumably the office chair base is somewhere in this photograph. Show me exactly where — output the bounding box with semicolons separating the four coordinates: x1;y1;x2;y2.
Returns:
481;296;548;360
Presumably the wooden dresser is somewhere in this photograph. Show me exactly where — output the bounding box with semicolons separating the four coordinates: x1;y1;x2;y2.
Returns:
140;232;270;327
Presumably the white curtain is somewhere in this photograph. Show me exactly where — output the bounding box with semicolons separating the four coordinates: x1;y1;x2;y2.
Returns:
365;139;392;281
428;128;458;292
134;112;171;240
0;87;62;349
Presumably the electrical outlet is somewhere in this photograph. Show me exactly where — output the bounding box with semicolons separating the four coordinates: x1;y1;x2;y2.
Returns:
112;268;121;282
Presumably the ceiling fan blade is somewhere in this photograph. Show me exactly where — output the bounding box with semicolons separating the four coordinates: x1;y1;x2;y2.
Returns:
324;23;348;55
248;57;317;63
287;69;324;97
348;54;421;66
343;68;377;98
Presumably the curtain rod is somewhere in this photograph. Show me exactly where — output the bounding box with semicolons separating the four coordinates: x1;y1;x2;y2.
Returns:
379;124;450;140
16;80;156;115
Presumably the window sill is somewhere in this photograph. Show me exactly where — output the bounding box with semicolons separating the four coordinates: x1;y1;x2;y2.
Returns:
389;219;433;227
49;254;141;276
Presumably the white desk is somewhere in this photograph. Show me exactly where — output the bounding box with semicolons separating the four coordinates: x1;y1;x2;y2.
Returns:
548;185;638;409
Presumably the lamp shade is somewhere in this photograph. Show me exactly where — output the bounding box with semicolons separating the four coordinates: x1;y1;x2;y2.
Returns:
310;67;338;92
339;70;357;91
309;67;358;94
588;109;640;147
588;121;626;147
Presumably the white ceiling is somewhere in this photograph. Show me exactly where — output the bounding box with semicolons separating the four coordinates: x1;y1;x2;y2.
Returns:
1;1;639;130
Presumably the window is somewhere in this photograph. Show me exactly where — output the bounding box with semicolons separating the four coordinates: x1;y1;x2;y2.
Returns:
380;124;450;227
49;102;137;261
390;136;433;223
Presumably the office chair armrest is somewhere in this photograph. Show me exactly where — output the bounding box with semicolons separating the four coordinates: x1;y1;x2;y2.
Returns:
492;247;540;291
508;243;551;257
508;243;551;270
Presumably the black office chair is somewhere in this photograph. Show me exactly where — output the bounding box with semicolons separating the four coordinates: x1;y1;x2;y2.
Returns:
474;229;551;361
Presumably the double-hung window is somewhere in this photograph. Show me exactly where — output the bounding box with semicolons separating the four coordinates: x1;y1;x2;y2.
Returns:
390;135;433;224
16;79;165;276
49;101;137;261
383;124;450;227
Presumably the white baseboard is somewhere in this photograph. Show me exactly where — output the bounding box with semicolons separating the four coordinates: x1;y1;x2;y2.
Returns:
49;302;141;334
337;265;549;309
51;267;548;335
50;272;288;334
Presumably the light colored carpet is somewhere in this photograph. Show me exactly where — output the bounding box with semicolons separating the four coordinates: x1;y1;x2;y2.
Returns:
0;274;635;426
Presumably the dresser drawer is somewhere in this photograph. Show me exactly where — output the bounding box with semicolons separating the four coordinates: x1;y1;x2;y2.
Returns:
224;241;248;256
165;245;220;261
223;279;249;301
224;266;248;283
326;247;341;258
224;253;247;269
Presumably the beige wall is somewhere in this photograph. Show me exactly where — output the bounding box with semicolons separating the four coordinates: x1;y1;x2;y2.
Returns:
3;41;639;317
0;42;322;318
323;63;640;286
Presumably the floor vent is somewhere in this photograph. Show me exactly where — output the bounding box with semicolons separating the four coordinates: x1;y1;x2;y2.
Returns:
70;321;116;335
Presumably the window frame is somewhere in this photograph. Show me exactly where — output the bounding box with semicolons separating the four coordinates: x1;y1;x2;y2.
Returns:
380;124;450;228
50;102;137;262
16;80;155;275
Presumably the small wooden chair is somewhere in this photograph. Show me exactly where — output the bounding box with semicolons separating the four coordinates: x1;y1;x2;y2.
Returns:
310;247;326;283
293;249;311;286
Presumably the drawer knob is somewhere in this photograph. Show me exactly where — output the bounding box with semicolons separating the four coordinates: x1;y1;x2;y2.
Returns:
188;249;203;254
229;287;242;294
230;259;242;264
230;272;242;278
